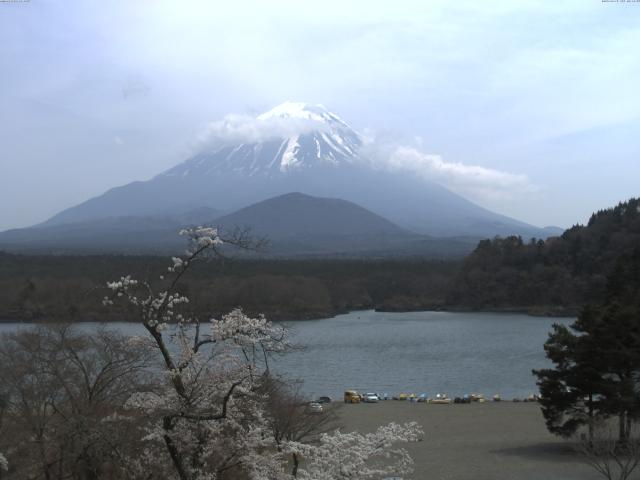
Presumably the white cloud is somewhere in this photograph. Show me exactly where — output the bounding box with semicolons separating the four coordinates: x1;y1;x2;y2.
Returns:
359;135;537;201
387;146;537;200
198;113;329;147
197;108;537;201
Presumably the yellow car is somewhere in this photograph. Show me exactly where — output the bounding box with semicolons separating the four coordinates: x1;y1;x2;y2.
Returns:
344;390;361;403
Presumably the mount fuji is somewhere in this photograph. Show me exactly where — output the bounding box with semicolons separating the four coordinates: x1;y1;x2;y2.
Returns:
2;102;560;254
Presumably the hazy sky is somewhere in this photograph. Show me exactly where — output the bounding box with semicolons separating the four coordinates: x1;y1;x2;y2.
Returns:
1;0;639;230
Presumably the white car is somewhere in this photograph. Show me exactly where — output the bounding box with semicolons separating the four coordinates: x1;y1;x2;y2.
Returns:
309;402;324;413
363;393;380;403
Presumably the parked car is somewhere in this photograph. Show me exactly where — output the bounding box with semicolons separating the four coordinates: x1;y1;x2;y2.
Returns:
344;390;361;403
428;393;452;404
316;396;332;404
362;392;379;403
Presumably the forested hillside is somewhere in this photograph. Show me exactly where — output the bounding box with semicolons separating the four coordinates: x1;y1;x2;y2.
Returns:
0;254;457;322
448;198;640;313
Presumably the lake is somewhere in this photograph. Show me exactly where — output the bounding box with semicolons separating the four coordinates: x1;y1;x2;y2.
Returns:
0;310;572;399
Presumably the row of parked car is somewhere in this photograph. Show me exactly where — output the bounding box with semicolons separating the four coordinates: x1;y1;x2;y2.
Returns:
345;390;452;403
308;391;541;411
342;391;541;404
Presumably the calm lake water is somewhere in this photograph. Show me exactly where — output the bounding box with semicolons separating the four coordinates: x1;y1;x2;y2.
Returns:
0;310;572;399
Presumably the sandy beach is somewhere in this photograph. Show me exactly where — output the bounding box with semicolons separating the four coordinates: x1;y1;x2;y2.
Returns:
337;401;602;480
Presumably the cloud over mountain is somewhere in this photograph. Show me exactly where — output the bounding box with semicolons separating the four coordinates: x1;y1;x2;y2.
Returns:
385;146;537;201
197;102;341;148
198;113;329;147
195;104;536;201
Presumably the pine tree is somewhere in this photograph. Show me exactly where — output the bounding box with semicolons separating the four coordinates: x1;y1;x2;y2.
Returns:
533;316;604;440
534;250;640;442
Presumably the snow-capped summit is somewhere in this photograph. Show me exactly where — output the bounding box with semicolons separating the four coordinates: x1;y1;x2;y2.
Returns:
257;101;351;128
161;102;362;178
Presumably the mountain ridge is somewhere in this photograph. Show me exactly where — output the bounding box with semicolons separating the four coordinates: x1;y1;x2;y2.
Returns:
0;192;476;257
31;102;555;239
214;192;410;239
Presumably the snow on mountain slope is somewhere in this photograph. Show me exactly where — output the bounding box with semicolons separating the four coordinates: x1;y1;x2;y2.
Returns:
161;102;361;177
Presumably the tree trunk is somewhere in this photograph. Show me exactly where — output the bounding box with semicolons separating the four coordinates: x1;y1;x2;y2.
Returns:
292;452;300;478
163;416;190;480
588;393;594;443
619;409;629;444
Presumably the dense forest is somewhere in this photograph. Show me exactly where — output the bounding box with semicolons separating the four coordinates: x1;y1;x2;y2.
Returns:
2;198;638;322
448;198;640;314
0;254;458;322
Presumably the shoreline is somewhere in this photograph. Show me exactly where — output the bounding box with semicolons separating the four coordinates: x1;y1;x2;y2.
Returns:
375;304;579;318
0;305;577;324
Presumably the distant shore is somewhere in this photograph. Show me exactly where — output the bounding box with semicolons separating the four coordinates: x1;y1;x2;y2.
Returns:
337;401;598;480
375;304;579;318
0;304;577;324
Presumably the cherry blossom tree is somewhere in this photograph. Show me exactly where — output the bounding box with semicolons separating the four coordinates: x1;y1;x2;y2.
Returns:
286;422;423;480
0;325;154;479
262;378;341;476
105;227;423;479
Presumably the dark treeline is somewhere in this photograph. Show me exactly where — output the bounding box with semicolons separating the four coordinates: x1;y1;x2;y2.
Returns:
3;197;639;322
449;198;640;314
0;253;459;322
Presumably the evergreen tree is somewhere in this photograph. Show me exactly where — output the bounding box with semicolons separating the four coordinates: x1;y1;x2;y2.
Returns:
533;315;604;440
534;250;640;442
